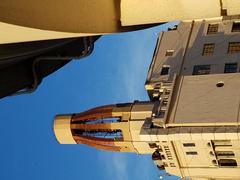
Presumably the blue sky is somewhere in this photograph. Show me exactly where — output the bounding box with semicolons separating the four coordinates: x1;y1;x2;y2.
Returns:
0;23;179;180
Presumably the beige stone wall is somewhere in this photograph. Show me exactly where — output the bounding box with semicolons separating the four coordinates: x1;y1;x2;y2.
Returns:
121;0;223;26
139;136;240;179
133;17;240;179
173;140;214;167
222;0;240;16
128;103;156;154
169;73;240;124
182;19;240;75
146;22;191;84
146;18;240;88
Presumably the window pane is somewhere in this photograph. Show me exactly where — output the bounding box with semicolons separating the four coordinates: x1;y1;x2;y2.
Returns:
224;63;238;73
216;151;235;157
218;159;237;167
160;66;170;75
207;24;219;34
186;151;198;155
152;150;161;160
232;22;240;32
221;9;227;16
149;143;158;148
193;65;211;75
203;43;215;56
183;143;195;147
165;50;174;56
228;42;240;53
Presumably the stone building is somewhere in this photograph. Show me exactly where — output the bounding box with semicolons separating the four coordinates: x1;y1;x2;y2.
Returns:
54;17;240;180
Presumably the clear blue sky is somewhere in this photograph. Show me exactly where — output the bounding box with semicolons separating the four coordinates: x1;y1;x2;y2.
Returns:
0;23;180;180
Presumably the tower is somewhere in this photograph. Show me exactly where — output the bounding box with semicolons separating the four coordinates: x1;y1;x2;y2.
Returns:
54;101;156;154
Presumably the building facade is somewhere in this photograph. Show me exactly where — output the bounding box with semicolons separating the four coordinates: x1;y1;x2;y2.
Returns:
54;17;240;180
145;17;240;179
1;0;240;44
146;16;240;89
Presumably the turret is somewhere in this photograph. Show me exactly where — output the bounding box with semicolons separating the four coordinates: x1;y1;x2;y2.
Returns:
54;101;156;154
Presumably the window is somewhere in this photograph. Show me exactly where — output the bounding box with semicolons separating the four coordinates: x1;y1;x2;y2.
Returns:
160;66;170;75
170;163;176;167
228;42;240;53
152;150;161;160
165;50;174;56
212;140;232;147
163;162;168;167
216;151;235;157
164;146;170;149
149;143;158;148
232;22;240;32
192;65;211;75
186;151;198;155
157;165;165;170
183;143;195;147
168;25;178;31
224;63;238;73
202;43;215;56
218;159;237;167
207;24;219;34
221;9;227;16
161;155;166;160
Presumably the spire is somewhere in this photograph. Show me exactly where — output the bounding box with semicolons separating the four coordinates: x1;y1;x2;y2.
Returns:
54;101;155;154
54;103;137;153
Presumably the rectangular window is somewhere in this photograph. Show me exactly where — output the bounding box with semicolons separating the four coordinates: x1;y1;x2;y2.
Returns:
224;63;238;73
160;66;170;75
186;151;198;155
192;65;211;75
149;143;158;148
164;146;169;149
216;151;235;157
161;155;166;160
228;42;240;53
212;140;232;147
163;162;168;167
183;143;195;147
170;163;176;167
221;9;227;16
232;22;240;32
203;43;215;56
207;24;219;34
218;159;237;167
165;50;174;56
152;151;161;160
